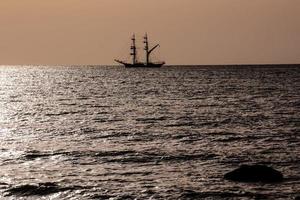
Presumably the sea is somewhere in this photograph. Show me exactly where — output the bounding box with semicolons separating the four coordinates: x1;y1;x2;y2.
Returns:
0;65;299;199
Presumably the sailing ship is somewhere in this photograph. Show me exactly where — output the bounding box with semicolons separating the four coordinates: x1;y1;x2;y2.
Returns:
115;34;165;68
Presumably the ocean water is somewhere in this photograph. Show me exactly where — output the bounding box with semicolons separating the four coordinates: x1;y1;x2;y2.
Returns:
0;65;299;199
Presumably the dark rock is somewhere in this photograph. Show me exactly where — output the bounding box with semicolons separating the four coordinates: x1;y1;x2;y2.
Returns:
295;196;300;200
224;165;283;183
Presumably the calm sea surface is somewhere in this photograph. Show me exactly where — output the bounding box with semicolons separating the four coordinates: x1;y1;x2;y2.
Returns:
0;65;299;199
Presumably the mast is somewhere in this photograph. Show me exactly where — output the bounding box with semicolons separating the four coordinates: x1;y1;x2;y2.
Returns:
130;34;137;64
144;34;149;65
144;33;160;65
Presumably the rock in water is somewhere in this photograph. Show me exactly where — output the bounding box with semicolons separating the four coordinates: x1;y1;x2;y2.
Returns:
224;165;283;183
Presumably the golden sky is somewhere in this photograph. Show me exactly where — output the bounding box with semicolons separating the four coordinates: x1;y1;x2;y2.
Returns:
0;0;299;65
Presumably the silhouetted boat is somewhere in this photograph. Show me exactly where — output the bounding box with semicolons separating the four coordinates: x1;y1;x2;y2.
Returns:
115;34;165;68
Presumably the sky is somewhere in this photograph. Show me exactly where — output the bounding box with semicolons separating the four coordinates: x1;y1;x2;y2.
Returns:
0;0;299;65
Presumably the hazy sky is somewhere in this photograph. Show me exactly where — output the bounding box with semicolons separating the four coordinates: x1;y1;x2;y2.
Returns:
0;0;299;65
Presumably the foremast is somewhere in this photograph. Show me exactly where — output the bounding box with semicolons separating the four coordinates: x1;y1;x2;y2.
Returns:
130;34;137;64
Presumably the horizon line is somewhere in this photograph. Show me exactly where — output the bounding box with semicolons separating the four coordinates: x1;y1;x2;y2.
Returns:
0;63;300;67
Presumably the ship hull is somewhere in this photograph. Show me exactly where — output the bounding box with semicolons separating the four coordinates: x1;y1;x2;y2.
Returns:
124;62;165;68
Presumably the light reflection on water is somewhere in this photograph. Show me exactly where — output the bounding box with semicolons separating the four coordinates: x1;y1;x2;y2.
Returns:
0;65;299;199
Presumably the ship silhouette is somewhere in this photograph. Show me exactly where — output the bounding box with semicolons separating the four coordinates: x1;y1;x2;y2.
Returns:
115;34;165;68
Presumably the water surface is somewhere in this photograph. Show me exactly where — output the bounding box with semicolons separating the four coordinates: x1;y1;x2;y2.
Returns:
0;65;299;199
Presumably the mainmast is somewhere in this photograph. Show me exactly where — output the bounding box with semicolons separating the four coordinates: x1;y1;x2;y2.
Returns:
144;34;149;65
130;34;137;64
144;33;160;65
